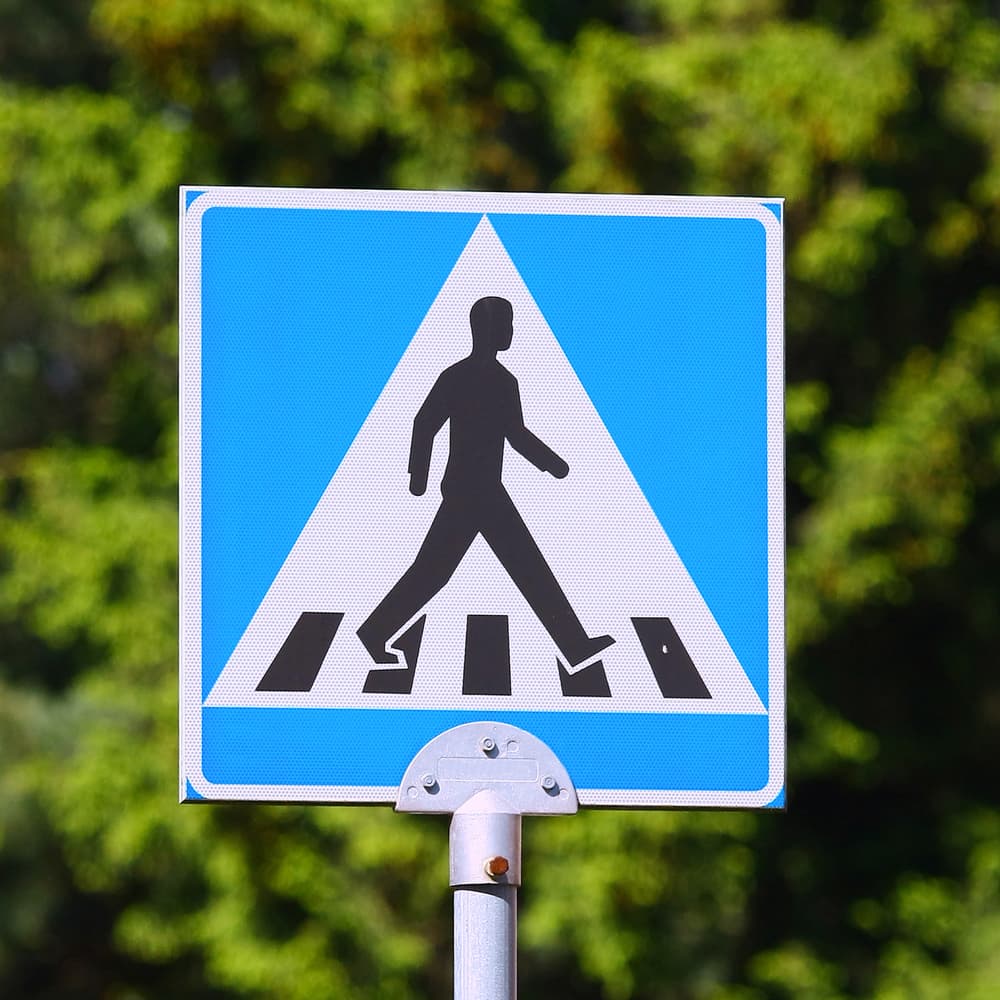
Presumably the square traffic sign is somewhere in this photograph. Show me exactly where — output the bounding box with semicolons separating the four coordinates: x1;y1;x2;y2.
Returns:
180;187;784;808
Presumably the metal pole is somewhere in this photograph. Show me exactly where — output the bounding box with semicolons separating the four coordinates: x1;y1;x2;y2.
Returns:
454;885;516;1000
450;791;522;1000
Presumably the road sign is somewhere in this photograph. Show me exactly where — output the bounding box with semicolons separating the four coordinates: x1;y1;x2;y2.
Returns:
180;187;784;808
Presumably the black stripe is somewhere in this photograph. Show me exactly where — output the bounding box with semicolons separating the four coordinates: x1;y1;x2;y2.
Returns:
558;658;611;697
462;615;512;695
363;615;426;694
256;612;343;691
631;617;711;698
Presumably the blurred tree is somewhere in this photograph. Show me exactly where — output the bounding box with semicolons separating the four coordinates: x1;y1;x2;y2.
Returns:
1;0;998;997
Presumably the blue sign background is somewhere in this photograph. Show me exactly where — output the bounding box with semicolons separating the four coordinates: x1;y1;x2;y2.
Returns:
192;197;778;800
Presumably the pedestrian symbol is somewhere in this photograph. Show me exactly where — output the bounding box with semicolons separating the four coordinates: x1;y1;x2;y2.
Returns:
182;189;784;808
358;294;614;673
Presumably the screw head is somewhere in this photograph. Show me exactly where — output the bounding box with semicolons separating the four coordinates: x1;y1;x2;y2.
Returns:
483;856;510;878
420;772;436;788
541;775;556;790
479;737;496;753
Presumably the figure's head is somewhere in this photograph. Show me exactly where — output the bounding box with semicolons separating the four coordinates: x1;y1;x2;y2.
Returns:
469;296;514;353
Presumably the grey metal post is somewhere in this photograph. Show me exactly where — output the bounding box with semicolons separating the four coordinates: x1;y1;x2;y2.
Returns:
451;791;521;1000
454;885;516;1000
396;722;578;1000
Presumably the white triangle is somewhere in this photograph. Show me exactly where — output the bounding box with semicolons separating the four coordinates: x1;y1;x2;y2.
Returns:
206;217;765;716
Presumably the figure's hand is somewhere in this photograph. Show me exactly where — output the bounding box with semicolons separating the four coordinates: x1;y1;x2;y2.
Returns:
409;472;427;496
549;455;569;479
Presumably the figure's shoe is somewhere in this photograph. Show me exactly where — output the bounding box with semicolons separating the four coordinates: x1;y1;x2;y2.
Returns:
357;623;400;664
566;634;615;668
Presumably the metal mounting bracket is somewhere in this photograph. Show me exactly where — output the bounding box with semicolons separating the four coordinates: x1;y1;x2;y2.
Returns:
395;721;578;817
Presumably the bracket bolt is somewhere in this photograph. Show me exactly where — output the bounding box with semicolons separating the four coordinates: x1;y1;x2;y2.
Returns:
541;775;556;790
420;772;436;789
479;737;496;753
483;856;510;878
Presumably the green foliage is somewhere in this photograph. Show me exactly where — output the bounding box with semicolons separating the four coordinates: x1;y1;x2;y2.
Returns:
1;0;999;997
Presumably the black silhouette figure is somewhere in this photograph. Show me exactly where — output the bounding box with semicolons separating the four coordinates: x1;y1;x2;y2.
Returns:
357;296;614;668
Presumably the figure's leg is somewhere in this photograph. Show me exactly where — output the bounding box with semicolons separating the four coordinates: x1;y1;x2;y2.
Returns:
357;498;477;663
481;490;613;667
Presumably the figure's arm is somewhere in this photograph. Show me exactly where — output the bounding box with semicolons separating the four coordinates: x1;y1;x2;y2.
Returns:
506;383;569;478
408;378;449;495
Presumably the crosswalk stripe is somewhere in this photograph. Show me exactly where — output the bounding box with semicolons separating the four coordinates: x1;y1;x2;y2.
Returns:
631;617;711;699
361;615;426;694
557;658;612;697
462;615;512;695
255;612;343;692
